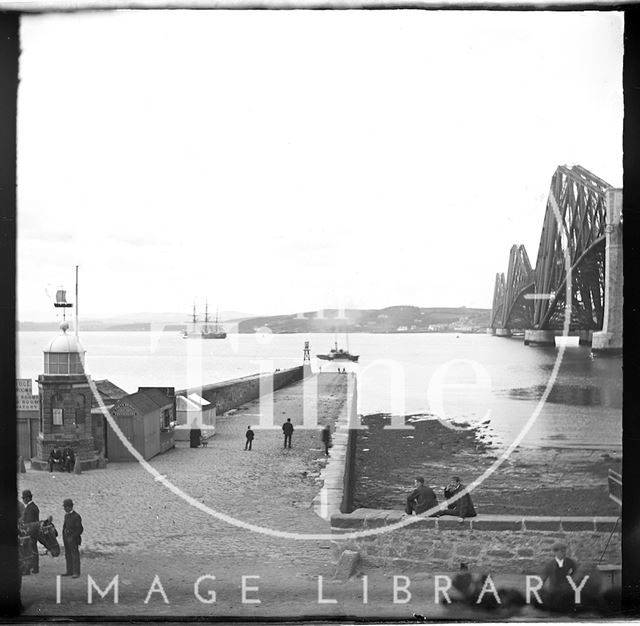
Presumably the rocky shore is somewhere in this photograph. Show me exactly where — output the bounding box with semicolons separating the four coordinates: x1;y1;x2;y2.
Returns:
353;414;620;516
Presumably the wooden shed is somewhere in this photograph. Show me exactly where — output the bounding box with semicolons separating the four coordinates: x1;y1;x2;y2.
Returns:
175;393;216;442
106;388;176;462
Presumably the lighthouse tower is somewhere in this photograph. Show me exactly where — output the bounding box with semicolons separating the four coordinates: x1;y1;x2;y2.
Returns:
30;320;101;471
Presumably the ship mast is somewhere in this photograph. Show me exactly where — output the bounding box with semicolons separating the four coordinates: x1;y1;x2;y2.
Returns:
203;299;210;332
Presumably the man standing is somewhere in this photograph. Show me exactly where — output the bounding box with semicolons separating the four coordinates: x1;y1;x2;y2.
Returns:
22;490;40;574
540;542;578;611
405;477;438;515
282;418;294;449
321;424;332;456
62;498;83;578
245;426;255;451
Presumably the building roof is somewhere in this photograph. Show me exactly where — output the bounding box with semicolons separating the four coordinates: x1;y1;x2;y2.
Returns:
177;396;201;412
187;393;210;407
44;323;85;354
177;393;211;411
115;388;174;415
92;380;129;408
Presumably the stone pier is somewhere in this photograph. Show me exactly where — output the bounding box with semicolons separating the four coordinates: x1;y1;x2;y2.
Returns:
524;329;557;346
592;188;623;356
495;328;512;337
485;327;496;335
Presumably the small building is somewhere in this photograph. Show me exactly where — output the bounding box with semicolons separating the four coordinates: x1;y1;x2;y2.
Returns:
30;322;102;471
90;379;129;456
175;393;216;442
106;387;176;462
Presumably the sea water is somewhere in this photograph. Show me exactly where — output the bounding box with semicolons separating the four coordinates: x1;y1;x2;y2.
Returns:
16;331;621;450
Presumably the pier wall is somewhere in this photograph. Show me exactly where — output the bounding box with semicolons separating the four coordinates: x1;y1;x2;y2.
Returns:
331;509;620;573
179;366;304;416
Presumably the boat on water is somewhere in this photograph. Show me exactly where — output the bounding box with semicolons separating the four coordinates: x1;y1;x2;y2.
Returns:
201;302;227;339
181;302;199;338
181;301;227;338
317;341;359;362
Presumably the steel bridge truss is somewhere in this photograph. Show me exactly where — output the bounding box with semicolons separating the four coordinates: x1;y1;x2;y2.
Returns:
490;165;612;332
490;246;535;330
532;165;610;330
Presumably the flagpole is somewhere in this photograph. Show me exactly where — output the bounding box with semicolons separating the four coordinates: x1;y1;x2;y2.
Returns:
75;265;79;339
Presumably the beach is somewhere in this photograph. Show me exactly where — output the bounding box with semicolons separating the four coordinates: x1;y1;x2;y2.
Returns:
353;415;621;517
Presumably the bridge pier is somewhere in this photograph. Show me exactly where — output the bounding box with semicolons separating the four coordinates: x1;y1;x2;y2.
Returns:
592;189;623;356
578;330;593;346
524;329;557;346
495;328;512;337
486;328;496;335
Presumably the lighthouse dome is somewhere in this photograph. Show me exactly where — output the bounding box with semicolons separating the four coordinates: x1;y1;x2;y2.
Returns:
43;322;86;375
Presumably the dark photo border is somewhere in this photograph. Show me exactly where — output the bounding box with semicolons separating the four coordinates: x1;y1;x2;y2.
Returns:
0;4;636;620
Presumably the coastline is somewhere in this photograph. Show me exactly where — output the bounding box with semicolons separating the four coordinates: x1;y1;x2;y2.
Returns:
353;414;620;517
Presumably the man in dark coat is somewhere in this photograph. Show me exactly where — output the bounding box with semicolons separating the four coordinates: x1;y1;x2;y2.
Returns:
49;447;63;472
540;542;578;611
22;489;40;574
62;498;83;578
282;418;294;449
321;425;332;456
437;476;477;518
62;447;75;473
245;426;255;451
405;477;438;515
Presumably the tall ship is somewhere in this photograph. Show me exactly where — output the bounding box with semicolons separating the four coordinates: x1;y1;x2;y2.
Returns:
181;302;198;338
201;301;227;339
317;340;359;362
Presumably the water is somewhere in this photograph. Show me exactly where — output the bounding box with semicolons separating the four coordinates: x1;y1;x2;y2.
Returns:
17;331;621;450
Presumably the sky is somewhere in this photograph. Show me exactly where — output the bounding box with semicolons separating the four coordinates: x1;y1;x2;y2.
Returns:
16;10;623;321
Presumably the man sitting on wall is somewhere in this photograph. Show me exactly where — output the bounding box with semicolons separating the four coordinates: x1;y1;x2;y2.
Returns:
48;447;63;472
405;476;438;515
62;447;75;473
436;476;477;518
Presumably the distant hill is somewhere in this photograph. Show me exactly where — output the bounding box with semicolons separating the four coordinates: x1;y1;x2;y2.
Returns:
237;306;490;334
18;310;257;332
18;306;490;333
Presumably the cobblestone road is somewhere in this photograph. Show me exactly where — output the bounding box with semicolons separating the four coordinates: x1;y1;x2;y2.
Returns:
19;373;352;614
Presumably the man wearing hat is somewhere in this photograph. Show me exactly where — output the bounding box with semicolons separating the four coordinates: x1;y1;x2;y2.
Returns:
21;490;40;574
62;498;83;578
541;542;578;610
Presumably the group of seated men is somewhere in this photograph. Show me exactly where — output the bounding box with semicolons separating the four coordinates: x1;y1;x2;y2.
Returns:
406;476;477;518
48;446;75;472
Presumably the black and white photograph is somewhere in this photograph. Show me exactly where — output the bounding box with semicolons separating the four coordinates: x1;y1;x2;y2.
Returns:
3;4;628;620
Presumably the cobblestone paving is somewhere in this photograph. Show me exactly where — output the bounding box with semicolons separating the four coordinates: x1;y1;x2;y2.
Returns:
19;374;348;573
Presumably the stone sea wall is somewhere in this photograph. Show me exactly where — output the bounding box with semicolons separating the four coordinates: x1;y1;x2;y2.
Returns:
331;509;621;573
179;366;304;415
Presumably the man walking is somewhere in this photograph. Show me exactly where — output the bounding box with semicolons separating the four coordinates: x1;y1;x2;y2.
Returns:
62;498;83;578
22;489;40;574
405;476;438;515
321;425;332;456
245;426;255;451
282;418;294;449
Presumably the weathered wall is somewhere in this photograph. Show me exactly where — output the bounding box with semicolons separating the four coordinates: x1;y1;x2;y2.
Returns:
340;375;359;513
179;366;304;415
331;509;621;573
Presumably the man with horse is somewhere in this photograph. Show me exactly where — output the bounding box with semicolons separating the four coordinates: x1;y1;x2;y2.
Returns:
21;490;40;574
18;489;61;577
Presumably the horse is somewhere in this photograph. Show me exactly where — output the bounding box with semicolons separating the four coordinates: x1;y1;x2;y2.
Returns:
19;516;60;575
